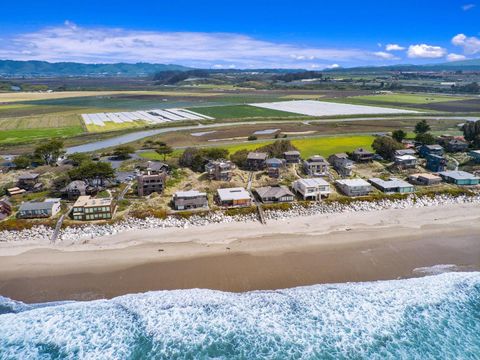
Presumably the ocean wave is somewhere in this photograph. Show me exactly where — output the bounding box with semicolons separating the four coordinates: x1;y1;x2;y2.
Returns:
412;264;460;275
1;272;480;359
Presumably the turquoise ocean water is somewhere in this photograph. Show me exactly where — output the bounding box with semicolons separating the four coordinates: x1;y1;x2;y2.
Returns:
1;272;479;359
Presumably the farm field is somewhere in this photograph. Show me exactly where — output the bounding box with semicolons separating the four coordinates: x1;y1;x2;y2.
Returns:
139;134;375;160
85;120;149;133
0;90;224;103
118;117;461;154
326;93;480;113
0;126;84;144
250;100;419;116
0;88;474;149
413;98;480;113
187;105;300;119
348;93;474;104
0;112;81;130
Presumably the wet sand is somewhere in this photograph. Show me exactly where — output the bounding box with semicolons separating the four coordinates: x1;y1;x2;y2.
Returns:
1;203;479;303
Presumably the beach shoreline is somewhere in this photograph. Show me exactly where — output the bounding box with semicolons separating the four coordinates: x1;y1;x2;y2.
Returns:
1;202;479;303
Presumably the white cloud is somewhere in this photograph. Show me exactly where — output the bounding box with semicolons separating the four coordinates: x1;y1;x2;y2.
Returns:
461;3;476;10
407;44;447;58
446;53;467;62
374;51;399;60
452;33;480;54
326;64;340;69
0;22;380;69
385;44;405;51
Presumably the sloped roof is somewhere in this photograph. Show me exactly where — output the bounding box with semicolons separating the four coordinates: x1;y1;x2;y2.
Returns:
19;200;58;212
18;173;39;180
255;185;294;199
247;152;268;160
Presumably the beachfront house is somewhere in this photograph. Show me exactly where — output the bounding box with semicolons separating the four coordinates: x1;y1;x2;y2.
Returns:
439;171;480;186
352;148;374;162
369;178;415;194
254;185;294;204
426;154;447;172
408;173;442;186
137;171;167;196
445;139;469;153
246;152;268;170
205;159;235;181
266;158;285;178
72;196;116;221
18;198;61;219
0;199;12;220
172;190;208;210
394;149;416;157
216;187;252;208
283;150;301;164
136;160;170;174
328;153;354;177
469;150;480;164
419;144;444;158
292;178;331;200
303;155;329;177
61;180;91;200
335;178;373;197
394;155;418;169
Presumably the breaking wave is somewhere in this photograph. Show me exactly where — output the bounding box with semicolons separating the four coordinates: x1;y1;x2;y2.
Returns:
1;272;479;359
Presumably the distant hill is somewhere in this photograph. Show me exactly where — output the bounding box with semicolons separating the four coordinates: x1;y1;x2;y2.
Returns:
324;58;480;72
0;60;192;77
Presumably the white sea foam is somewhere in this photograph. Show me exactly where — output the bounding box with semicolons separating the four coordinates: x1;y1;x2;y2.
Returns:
1;272;479;359
413;264;460;275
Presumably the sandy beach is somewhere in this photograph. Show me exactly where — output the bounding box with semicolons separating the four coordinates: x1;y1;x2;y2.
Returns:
0;202;479;303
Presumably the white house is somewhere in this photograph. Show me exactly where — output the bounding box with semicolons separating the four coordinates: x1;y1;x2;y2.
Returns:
292;178;331;200
335;179;373;197
216;187;252;207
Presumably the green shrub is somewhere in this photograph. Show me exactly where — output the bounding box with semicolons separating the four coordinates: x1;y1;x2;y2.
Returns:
225;206;257;217
263;202;293;211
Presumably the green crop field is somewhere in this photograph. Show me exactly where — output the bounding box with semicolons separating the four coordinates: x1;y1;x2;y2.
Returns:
188;105;300;119
139;135;374;160
291;135;374;158
343;93;473;105
85;120;150;133
223;135;375;158
0;105;86;144
0;126;84;144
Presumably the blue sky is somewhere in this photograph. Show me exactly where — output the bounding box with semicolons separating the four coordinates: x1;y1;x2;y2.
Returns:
0;0;479;68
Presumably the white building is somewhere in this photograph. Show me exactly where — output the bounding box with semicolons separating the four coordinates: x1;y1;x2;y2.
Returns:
216;187;252;207
292;178;331;200
335;179;373;197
